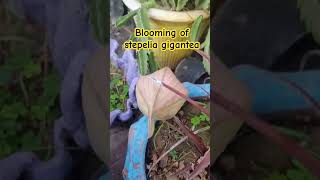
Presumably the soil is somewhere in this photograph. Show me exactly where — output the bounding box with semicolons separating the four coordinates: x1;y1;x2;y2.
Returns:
146;103;210;180
214;111;320;180
111;13;211;180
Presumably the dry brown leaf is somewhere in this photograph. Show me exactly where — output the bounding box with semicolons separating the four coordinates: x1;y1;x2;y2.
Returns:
136;67;188;137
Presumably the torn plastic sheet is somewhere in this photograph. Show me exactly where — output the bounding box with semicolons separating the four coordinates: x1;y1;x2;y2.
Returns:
110;39;140;125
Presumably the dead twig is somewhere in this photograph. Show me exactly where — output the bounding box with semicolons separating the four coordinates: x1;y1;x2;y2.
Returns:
153;122;164;150
212;90;320;178
161;81;210;116
19;75;29;107
188;148;210;180
0;35;33;42
261;69;320;117
147;126;210;177
173;116;208;155
275;76;320;117
195;49;210;62
172;163;193;177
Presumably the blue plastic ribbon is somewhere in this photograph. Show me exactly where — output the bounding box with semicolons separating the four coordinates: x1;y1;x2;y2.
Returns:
123;83;210;180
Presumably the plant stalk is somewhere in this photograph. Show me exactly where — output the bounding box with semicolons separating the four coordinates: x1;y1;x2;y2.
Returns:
212;91;320;178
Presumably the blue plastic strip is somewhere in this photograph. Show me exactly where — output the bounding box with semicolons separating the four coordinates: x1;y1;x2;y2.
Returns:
123;116;148;180
233;65;320;114
123;83;210;179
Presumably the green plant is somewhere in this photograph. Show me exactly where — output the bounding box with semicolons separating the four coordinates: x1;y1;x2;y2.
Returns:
191;113;209;129
190;15;210;73
116;1;159;75
147;0;210;11
0;45;61;159
201;29;210;73
89;0;108;46
298;0;320;45
264;160;316;180
135;6;159;75
116;0;210;75
170;149;179;161
110;72;129;111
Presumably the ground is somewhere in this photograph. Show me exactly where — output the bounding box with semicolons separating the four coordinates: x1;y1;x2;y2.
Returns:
111;23;211;179
146;104;210;179
0;1;60;159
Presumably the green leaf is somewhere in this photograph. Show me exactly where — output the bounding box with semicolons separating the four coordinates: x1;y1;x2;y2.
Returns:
30;105;47;120
287;169;308;180
195;0;210;10
129;32;137;42
22;62;41;78
201;28;210;49
273;126;310;142
201;29;210;73
297;0;320;45
161;0;170;8
136;7;151;30
170;150;178;161
176;0;189;11
169;0;176;9
0;89;11;105
290;160;316;180
203;58;210;73
0;66;13;86
0;102;27;120
191;116;201;127
89;0;108;45
135;7;153;75
147;51;158;73
116;10;138;28
264;172;288;180
21;131;42;150
0;119;17;136
8;48;33;70
42;72;60;103
190;15;203;42
137;50;150;75
0;143;12;158
191;114;209;128
143;0;158;8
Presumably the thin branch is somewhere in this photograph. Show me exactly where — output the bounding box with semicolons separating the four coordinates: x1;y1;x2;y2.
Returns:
299;50;320;71
0;36;32;42
212;90;320;178
173;116;208;155
188;148;210;180
268;72;320;117
147;126;210;176
195;49;210;62
19;75;29;107
161;81;210;116
153;122;164;150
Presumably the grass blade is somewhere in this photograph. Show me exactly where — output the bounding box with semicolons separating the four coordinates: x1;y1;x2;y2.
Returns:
148;51;159;73
188;149;210;179
202;30;210;73
190;15;203;42
169;0;176;10
115;10;138;28
195;0;210;10
137;50;149;75
137;7;151;29
136;6;159;74
89;0;108;45
135;7;151;75
161;0;170;8
176;0;189;11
